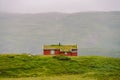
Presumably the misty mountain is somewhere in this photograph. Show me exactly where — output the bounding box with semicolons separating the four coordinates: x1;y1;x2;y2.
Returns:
0;12;120;57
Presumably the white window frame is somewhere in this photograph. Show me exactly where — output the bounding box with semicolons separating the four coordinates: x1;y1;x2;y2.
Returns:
51;50;55;55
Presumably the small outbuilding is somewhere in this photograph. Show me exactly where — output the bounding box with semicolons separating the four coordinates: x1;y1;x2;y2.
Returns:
43;43;78;56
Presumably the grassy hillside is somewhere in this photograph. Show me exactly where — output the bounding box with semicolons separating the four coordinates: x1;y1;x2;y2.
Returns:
0;75;99;80
0;54;120;80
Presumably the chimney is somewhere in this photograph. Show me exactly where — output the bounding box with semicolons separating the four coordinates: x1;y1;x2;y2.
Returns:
59;42;61;46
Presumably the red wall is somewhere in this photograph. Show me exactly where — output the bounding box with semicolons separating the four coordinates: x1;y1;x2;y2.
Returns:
66;52;72;56
44;49;60;55
71;49;78;56
66;52;77;56
72;52;77;56
55;49;60;55
44;50;50;55
60;52;65;55
44;49;78;56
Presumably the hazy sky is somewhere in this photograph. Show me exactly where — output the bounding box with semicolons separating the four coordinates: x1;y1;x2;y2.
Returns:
0;0;120;13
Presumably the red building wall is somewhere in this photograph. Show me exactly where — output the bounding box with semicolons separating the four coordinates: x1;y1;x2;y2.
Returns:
66;52;72;56
44;49;78;56
44;50;50;55
60;52;65;55
55;49;60;55
71;52;77;56
44;49;60;55
71;49;77;56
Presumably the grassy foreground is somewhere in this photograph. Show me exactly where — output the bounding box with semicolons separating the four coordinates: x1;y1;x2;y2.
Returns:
0;54;120;80
0;75;97;80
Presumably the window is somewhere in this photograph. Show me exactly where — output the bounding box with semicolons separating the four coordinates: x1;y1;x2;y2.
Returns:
51;50;55;55
65;52;67;55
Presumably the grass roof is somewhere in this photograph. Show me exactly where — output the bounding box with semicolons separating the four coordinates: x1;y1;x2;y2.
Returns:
43;45;77;52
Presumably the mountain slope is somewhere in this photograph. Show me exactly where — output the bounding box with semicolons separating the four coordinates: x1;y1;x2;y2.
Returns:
0;12;120;57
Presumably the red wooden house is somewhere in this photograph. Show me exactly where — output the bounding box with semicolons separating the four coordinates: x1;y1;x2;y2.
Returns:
43;44;78;56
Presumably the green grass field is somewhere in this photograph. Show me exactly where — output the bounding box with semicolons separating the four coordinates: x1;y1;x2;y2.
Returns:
0;54;120;80
0;75;97;80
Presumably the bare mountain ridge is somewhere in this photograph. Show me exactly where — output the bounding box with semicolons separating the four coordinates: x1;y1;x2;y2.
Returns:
0;11;120;57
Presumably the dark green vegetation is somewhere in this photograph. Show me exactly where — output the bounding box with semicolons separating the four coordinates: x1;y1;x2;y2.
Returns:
0;54;120;80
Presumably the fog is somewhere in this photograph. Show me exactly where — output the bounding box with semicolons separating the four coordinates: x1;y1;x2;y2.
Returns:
0;0;120;13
